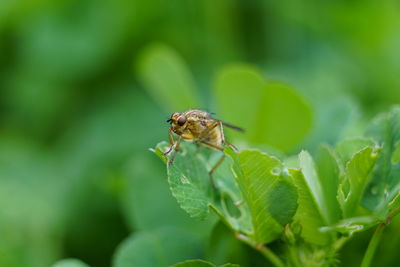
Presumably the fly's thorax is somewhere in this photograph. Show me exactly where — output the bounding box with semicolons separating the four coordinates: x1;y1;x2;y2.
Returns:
182;109;209;119
185;119;206;137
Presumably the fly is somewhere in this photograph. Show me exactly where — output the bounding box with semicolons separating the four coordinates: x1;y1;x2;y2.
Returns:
164;109;243;189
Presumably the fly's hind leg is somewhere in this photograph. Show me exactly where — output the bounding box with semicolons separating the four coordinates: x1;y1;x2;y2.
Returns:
224;141;238;151
200;140;225;190
209;154;225;190
216;120;238;151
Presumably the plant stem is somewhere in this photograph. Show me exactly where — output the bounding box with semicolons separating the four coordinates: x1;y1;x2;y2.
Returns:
258;245;285;267
360;205;400;267
235;234;285;267
333;236;351;252
360;222;385;267
287;245;303;267
387;204;400;222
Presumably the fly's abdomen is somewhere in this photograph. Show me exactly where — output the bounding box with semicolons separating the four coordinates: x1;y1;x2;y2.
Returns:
202;127;223;147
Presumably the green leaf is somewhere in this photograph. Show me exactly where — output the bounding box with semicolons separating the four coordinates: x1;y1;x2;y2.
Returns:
252;82;313;152
302;95;360;152
213;65;265;140
336;138;375;165
299;150;336;225
0;138;66;267
320;216;379;235
171;260;215;267
137;43;199;111
363;106;400;211
52;259;90;267
205;222;247;266
152;142;253;235
214;65;313;153
268;180;298;226
290;169;332;246
171;260;240;267
338;146;379;218
113;227;202;267
315;145;341;223
228;149;298;244
388;188;400;212
120;153;214;238
167;155;210;219
393;140;400;164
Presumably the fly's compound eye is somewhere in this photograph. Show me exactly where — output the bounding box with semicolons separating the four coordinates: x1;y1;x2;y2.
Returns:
177;116;187;126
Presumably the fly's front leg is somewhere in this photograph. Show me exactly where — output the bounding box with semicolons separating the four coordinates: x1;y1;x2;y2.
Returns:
168;135;182;165
164;128;175;157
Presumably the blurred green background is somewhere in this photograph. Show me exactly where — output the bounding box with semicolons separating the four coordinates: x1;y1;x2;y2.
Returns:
1;1;400;267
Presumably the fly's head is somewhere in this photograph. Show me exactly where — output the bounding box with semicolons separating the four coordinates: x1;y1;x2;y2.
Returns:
167;112;187;134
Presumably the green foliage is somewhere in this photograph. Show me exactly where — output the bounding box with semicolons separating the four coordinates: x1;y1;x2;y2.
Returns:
251;82;313;152
171;260;215;267
213;65;265;140
205;222;253;266
299;149;340;226
137;44;200;111
171;259;240;267
315;146;341;223
153;103;400;266
290;168;332;246
113;227;202;267
336;138;375;165
152;142;252;235
338;147;379;218
120;153;214;237
228;149;297;244
0;138;65;267
214;66;313;153
52;259;90;267
3;2;400;266
363;106;400;213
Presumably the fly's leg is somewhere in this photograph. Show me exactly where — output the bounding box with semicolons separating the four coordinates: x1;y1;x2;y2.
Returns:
218;120;225;144
199;140;224;151
216;120;238;151
195;142;202;153
164;128;181;165
164;128;175;157
200;140;225;190
168;135;182;165
203;120;237;151
209;154;225;190
225;142;238;151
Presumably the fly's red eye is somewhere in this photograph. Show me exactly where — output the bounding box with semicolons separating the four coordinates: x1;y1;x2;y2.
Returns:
177;116;187;126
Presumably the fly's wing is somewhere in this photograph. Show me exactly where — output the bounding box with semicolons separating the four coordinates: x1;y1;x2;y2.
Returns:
209;116;244;132
220;121;245;132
